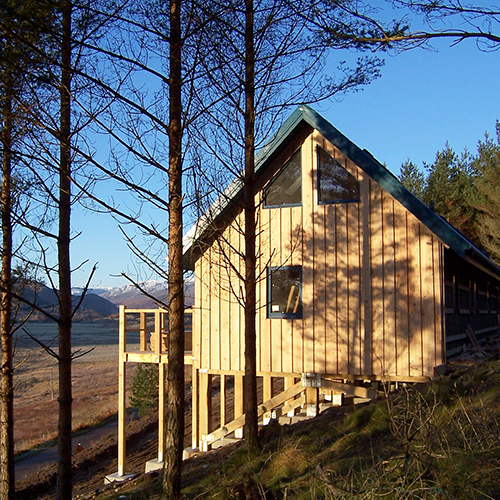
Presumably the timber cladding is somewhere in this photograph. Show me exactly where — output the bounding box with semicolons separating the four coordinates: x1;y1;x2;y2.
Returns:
193;125;444;381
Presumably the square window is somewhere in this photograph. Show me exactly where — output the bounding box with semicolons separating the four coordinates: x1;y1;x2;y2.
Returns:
267;266;302;319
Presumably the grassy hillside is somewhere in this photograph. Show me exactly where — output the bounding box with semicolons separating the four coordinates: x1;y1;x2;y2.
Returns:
98;358;500;499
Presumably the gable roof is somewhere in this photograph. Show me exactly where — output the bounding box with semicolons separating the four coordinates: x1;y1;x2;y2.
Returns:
183;105;500;281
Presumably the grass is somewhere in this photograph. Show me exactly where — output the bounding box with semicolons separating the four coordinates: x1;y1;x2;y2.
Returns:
96;358;500;500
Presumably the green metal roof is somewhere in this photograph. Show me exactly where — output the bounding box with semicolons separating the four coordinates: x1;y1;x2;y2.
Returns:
184;105;500;280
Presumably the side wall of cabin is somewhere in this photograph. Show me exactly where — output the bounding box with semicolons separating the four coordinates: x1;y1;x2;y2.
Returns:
444;249;500;357
193;126;444;380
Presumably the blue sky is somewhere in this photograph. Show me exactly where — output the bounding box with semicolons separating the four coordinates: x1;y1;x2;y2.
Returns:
70;37;500;289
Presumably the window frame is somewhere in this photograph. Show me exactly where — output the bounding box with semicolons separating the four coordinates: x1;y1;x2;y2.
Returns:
266;265;303;319
317;146;360;205
263;149;302;209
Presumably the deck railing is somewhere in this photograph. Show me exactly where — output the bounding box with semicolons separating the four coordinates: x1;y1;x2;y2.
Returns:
117;305;193;476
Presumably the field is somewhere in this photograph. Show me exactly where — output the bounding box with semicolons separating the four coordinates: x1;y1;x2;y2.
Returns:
13;320;136;454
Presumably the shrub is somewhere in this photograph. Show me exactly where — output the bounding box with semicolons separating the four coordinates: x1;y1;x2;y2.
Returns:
130;363;159;416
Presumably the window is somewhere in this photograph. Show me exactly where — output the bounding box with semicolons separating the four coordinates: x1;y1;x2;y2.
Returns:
317;146;360;204
264;150;301;208
267;266;302;319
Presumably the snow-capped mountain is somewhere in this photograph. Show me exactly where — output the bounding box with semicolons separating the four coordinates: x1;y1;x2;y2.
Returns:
73;279;194;309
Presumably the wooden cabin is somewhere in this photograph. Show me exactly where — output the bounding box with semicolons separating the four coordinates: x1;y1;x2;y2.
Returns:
111;105;500;478
182;104;500;451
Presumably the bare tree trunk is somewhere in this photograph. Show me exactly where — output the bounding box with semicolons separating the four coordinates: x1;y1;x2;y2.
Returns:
162;0;184;497
57;0;73;498
243;0;259;452
0;78;15;500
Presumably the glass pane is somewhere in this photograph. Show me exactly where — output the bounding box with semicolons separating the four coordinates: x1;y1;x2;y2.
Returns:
268;266;302;318
318;147;360;204
264;150;301;207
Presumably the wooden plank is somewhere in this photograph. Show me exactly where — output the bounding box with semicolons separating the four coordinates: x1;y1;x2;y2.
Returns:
408;215;423;376
314;143;327;375
199;373;213;451
211;247;221;370
154;310;161;356
125;352;159;363
347;163;361;375
282;206;294;373
230;223;241;372
302;135;315;373
206;381;306;444
394;201;410;377
269;208;283;373
360;172;372;376
283;376;296;417
321;379;377;400
118;305;126;476
139;312;147;351
158;363;165;462
323;135;336;375
278;393;306;416
305;386;319;416
325;201;338;375
258;381;304;413
291;205;304;374
382;191;396;376
200;252;211;370
420;228;437;376
370;182;384;375
220;234;231;372
336;200;349;374
220;375;226;426
191;367;198;450
234;373;244;438
194;262;202;368
259;204;271;373
263;375;272;403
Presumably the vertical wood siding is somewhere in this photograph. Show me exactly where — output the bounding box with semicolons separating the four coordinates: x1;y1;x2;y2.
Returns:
193;128;444;379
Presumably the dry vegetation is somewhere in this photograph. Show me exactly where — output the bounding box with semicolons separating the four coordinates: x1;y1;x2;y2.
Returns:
13;344;135;454
93;357;500;500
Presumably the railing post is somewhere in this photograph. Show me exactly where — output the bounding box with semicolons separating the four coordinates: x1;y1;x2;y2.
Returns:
158;361;166;462
118;305;127;476
139;312;147;351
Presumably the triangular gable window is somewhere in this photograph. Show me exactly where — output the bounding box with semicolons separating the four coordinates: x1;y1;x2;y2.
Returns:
264;149;301;208
318;146;360;204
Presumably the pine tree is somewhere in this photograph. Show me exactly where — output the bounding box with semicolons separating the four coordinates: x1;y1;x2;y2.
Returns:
472;122;500;263
130;363;160;416
399;159;425;199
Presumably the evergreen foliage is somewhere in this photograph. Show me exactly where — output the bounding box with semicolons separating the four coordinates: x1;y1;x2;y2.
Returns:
423;143;480;245
399;159;425;199
472;122;500;263
130;363;159;417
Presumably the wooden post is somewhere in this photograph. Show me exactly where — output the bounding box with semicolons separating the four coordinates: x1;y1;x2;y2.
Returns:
220;375;226;427
263;375;272;424
191;366;198;450
305;386;319;417
285;376;295;417
154;310;161;356
158;361;166;463
118;305;127;476
234;374;244;438
139;312;147;351
199;372;213;451
263;375;272;401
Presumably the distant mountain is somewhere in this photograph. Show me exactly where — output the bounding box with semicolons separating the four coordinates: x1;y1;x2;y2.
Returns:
19;283;118;322
74;279;194;310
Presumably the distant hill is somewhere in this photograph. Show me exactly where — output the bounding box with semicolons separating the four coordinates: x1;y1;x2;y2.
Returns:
80;279;195;309
18;283;118;322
